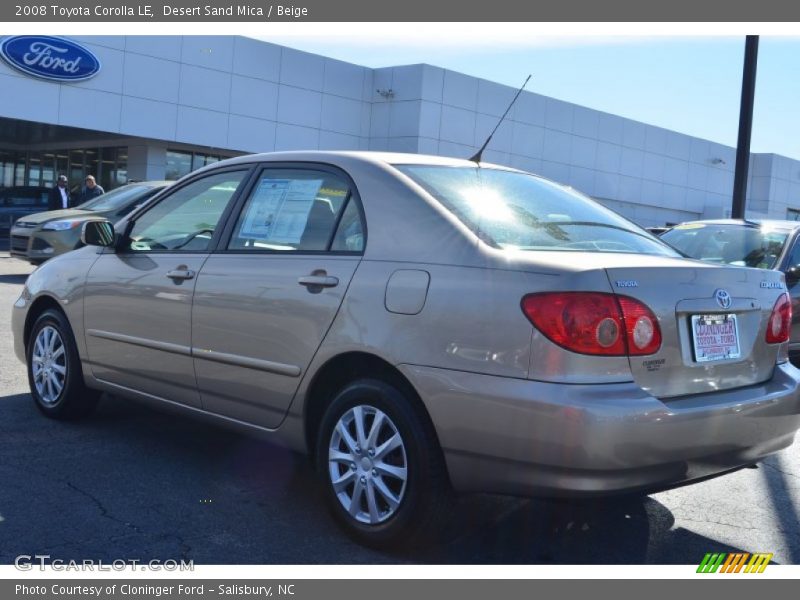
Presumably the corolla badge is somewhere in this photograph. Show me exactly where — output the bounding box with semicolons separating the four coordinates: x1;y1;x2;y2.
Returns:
714;288;732;309
0;36;100;82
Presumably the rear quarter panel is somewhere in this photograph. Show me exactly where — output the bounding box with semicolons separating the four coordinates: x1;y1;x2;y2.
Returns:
287;256;636;432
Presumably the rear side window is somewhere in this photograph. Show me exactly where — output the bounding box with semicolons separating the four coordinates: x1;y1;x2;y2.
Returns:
228;168;361;252
397;165;676;256
331;197;364;252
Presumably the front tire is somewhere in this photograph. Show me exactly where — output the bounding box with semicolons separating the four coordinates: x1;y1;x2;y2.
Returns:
316;379;452;549
26;308;99;420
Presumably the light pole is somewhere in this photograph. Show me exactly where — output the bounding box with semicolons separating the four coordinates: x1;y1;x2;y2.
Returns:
731;35;759;220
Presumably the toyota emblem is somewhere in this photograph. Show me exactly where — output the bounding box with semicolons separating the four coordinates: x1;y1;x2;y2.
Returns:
714;289;732;309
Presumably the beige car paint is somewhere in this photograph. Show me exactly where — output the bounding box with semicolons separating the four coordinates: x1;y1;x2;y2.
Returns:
12;151;800;499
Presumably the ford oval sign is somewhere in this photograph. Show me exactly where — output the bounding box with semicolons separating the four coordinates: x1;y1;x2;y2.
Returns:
0;36;100;82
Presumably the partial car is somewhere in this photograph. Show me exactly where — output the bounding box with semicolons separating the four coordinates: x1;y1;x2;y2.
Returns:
12;153;800;548
9;181;170;265
661;219;800;364
0;185;49;230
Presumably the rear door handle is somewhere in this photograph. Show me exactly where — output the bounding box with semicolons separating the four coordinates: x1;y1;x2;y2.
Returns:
297;275;339;288
166;269;196;281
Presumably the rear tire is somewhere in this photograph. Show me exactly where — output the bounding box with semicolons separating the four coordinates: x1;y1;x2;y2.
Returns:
316;378;453;549
26;308;100;420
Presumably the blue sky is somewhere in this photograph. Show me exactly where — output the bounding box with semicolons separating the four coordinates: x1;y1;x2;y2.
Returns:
256;34;800;160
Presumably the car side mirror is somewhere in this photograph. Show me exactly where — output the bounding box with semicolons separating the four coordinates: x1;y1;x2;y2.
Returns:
81;220;115;247
786;265;800;285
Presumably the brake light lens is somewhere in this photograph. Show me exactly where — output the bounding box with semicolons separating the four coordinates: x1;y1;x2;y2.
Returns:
521;292;661;356
617;296;662;355
766;293;792;344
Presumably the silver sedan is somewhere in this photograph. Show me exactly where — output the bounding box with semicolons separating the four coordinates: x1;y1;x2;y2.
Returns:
11;151;800;548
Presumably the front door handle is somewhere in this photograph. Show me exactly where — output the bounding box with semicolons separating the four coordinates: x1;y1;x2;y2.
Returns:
298;275;339;288
166;268;196;282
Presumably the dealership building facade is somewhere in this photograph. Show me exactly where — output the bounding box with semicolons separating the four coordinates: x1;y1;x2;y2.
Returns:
1;34;799;227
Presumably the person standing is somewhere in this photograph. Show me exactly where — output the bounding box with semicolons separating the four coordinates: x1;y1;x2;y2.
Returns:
76;175;104;205
47;175;72;211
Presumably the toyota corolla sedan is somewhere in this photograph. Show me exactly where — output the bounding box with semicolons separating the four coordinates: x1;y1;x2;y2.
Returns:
12;152;800;548
9;181;169;265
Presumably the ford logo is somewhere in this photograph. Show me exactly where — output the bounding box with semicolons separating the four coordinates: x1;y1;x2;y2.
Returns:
714;288;732;309
0;36;100;82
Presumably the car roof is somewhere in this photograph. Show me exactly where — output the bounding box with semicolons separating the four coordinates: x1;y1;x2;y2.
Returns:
671;218;800;233
124;180;172;187
209;150;514;171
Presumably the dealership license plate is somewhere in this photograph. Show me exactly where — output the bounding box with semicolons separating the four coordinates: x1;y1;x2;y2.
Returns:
691;314;741;363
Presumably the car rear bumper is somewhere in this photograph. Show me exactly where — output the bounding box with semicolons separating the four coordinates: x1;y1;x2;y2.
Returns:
400;362;800;497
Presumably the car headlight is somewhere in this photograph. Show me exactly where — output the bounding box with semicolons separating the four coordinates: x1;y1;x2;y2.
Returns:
41;220;83;231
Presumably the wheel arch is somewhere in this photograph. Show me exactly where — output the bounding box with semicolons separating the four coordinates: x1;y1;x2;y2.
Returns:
23;295;66;350
302;351;442;464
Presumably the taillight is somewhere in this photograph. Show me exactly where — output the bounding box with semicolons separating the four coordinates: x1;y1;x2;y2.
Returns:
521;292;662;356
617;296;662;355
766;293;792;344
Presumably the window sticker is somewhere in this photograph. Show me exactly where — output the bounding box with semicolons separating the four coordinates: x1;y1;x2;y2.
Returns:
239;178;323;243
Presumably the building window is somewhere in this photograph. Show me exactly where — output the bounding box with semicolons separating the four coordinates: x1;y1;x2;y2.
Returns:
787;209;800;221
0;146;127;192
166;150;223;181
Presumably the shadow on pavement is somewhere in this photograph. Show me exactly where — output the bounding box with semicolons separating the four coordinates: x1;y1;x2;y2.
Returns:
0;391;752;565
760;455;800;563
401;491;749;564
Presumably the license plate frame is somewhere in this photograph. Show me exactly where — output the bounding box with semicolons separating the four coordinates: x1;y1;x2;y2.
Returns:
690;313;741;363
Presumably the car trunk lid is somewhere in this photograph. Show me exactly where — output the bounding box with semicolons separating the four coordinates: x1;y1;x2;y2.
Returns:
604;259;785;398
502;251;786;396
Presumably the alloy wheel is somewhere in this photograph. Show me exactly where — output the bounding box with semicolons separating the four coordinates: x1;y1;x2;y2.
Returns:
31;325;67;405
328;404;408;525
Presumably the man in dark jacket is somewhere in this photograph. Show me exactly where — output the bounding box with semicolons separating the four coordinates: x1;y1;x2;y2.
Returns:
76;175;104;205
47;175;71;211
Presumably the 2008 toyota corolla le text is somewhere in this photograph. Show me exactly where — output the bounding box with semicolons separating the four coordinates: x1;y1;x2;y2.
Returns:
11;151;800;548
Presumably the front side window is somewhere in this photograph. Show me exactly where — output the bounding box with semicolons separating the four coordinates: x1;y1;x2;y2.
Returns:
661;223;790;269
126;170;247;252
228;168;358;252
397;165;677;256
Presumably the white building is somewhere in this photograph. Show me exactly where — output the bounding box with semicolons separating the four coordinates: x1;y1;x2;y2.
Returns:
1;34;799;227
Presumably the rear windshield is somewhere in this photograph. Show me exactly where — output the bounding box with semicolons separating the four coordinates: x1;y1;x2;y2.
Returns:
661;223;790;269
77;184;160;213
396;165;677;256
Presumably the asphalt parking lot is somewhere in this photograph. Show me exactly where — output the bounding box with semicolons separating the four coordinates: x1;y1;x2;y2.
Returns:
1;246;799;565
